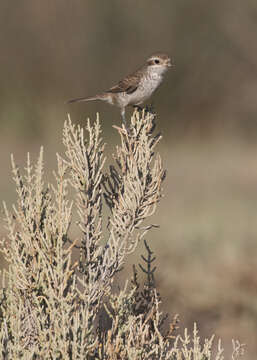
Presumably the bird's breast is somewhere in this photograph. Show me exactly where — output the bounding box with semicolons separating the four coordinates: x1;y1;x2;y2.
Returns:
132;73;162;104
140;73;163;93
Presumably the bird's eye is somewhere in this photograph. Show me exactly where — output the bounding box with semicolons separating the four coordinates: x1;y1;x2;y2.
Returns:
154;59;160;64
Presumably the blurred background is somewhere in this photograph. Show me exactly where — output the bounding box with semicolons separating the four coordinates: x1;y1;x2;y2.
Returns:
1;1;257;357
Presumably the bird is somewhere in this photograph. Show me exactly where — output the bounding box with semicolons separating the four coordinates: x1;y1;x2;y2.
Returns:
67;52;173;125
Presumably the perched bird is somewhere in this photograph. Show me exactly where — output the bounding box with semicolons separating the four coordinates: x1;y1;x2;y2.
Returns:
67;52;173;125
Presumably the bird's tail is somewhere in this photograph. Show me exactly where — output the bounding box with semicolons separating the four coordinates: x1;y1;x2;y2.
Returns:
67;94;107;104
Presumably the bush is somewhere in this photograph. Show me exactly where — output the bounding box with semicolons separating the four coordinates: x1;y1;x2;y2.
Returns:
0;111;245;359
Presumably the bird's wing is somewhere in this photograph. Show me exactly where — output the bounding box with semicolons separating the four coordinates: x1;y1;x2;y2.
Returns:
107;71;141;95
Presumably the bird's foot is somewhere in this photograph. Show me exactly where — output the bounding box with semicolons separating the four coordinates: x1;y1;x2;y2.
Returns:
133;104;155;117
133;105;143;112
145;103;155;116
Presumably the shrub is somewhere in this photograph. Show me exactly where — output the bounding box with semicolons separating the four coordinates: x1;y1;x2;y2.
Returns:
0;111;245;359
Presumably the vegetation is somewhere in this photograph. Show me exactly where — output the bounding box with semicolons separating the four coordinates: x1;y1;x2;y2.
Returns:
0;111;245;359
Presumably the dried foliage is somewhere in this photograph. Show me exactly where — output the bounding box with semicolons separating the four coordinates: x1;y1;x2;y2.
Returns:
0;111;245;359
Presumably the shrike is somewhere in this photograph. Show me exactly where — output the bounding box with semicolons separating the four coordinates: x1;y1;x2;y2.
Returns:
68;53;173;125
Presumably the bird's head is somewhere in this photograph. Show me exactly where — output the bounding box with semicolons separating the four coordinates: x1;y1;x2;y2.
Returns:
146;53;174;75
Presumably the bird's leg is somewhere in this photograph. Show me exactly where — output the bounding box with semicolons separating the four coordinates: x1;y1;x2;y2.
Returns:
121;108;127;128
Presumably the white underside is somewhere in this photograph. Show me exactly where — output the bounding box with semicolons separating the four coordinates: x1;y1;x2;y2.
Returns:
124;73;162;107
106;70;165;109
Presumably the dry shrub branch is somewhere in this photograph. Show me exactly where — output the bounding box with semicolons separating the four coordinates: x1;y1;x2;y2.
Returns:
0;111;245;359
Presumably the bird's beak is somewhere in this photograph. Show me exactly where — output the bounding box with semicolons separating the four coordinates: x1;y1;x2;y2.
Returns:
167;58;174;68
